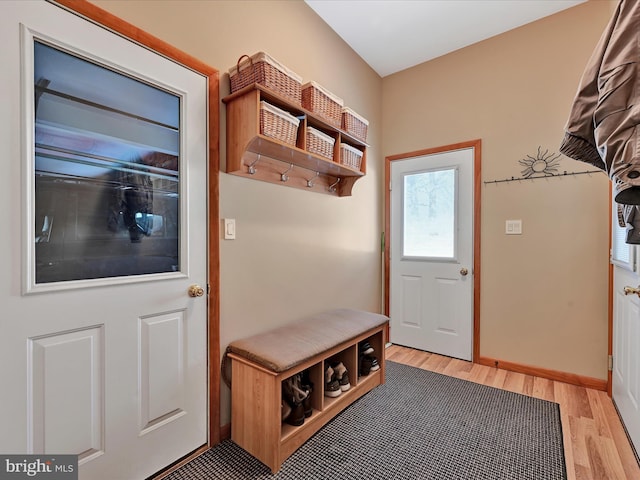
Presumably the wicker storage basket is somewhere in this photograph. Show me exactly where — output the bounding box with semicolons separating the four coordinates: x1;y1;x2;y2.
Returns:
341;107;369;142
260;101;300;146
229;52;302;105
301;82;343;127
340;143;363;171
306;126;335;160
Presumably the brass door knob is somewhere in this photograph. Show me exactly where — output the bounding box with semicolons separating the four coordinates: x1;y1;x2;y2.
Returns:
623;285;640;297
460;268;469;276
188;284;205;297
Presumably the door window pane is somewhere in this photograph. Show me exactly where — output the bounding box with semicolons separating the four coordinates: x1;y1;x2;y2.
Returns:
403;168;456;258
34;41;180;283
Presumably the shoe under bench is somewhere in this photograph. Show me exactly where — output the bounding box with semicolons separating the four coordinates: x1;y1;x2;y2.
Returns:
226;309;389;473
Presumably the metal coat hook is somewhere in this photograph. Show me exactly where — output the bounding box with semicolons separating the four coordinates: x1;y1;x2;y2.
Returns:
280;163;294;182
248;154;260;175
306;171;320;188
328;177;341;192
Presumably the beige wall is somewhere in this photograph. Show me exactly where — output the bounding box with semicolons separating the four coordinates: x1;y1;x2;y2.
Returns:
382;1;616;380
90;0;384;425
91;0;617;426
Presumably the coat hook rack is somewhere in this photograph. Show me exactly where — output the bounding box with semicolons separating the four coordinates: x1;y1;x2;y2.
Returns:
244;152;345;192
486;146;605;184
484;169;604;185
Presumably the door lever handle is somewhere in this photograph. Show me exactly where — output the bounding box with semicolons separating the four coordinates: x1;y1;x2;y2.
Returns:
623;285;640;297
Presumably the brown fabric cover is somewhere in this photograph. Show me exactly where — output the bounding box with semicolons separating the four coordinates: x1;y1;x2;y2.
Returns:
559;0;640;204
227;309;389;373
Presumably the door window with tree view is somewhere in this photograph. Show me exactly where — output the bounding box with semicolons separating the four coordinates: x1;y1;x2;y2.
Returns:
402;167;457;259
33;40;181;285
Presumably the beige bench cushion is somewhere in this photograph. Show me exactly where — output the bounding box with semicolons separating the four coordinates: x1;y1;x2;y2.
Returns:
227;308;389;373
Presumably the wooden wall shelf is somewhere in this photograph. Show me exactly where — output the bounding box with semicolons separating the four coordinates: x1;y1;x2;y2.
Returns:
223;84;367;197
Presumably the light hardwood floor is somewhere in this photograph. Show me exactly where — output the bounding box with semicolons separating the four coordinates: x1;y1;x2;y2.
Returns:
386;344;640;480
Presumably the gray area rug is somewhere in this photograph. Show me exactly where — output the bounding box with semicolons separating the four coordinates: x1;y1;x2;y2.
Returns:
166;361;567;479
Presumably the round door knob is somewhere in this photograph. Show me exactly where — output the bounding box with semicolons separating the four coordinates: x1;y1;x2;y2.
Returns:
188;284;205;297
460;268;469;276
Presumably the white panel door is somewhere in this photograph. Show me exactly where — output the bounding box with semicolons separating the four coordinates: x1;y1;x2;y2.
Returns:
611;201;640;456
0;2;209;479
390;146;474;361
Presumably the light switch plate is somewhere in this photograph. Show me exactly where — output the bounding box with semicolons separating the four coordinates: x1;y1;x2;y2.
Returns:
224;218;236;240
505;219;522;235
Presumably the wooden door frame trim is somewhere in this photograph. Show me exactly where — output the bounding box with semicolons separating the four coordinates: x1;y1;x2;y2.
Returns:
51;0;221;445
384;139;482;361
607;181;613;396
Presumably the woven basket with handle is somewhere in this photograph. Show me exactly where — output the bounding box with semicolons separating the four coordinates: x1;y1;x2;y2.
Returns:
229;52;302;105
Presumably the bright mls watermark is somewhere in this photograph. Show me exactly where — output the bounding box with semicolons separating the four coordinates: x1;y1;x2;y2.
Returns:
0;455;77;480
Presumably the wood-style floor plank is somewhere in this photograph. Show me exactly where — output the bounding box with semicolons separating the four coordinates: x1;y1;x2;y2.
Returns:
386;344;640;480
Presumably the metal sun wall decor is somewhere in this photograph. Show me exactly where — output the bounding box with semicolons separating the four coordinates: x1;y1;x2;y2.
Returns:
484;146;603;185
519;146;561;178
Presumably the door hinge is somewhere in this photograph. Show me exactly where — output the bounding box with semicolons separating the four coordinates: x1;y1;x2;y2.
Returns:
608;354;613;371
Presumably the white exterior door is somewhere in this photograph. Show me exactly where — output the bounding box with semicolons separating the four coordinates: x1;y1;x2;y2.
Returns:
389;145;475;361
0;2;209;479
611;201;640;455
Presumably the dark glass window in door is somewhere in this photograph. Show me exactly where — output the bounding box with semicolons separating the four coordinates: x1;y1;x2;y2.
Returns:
34;41;180;283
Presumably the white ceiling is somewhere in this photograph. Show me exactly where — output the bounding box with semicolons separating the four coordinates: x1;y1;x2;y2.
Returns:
305;0;586;77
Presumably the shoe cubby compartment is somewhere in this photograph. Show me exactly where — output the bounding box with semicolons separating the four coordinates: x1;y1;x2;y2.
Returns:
358;330;384;379
325;345;356;386
227;310;388;473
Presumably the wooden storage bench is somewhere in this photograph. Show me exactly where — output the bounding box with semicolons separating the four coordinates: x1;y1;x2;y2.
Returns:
227;308;389;473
